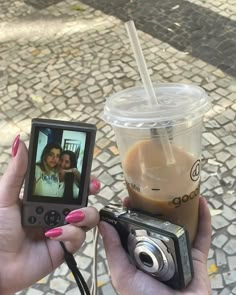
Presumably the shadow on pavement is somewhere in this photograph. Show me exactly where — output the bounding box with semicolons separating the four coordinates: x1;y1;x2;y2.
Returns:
24;0;64;9
80;0;236;77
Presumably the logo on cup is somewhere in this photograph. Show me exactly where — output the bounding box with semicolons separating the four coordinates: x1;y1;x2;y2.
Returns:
190;160;200;181
171;185;200;208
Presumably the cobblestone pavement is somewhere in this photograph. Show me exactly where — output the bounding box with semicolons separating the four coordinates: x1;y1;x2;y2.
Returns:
0;0;235;294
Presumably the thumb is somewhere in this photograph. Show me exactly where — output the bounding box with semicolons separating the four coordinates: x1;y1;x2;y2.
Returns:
193;197;212;258
0;138;28;207
99;222;136;285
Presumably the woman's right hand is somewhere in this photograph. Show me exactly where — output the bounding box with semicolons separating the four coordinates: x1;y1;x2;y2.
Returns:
0;138;100;295
99;197;212;295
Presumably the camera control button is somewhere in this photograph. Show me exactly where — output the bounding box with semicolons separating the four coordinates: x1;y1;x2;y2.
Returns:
63;208;71;216
35;206;44;215
28;216;37;224
44;210;61;226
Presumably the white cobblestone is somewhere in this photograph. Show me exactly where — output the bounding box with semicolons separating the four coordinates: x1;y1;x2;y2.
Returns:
219;288;232;295
228;224;236;236
222;205;236;221
216;249;227;266
223;270;236;285
212;234;228;248
26;289;44;295
50;278;70;293
228;255;236;270
223;239;236;255
226;158;236;170
212;215;230;230
211;274;224;289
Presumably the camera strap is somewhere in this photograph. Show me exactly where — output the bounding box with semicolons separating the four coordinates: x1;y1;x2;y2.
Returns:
60;242;91;295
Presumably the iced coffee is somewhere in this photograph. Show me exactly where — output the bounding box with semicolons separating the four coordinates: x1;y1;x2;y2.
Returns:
104;83;210;243
124;140;200;242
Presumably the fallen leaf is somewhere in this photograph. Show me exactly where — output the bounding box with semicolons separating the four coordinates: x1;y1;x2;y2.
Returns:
109;145;119;155
97;280;107;288
208;263;218;275
93;146;101;157
72;5;85;11
31;49;41;56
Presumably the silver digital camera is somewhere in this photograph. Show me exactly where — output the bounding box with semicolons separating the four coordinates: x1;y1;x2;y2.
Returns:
100;204;193;290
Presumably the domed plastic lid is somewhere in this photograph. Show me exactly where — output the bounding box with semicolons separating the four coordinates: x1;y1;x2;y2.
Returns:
103;83;210;129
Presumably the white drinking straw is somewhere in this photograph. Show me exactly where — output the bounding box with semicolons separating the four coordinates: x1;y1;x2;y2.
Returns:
125;20;175;165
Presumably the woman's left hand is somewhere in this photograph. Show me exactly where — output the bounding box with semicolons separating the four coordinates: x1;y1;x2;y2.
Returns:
0;139;100;295
99;197;212;295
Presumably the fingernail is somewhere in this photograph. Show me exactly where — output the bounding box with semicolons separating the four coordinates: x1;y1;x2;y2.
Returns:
92;179;100;191
66;210;85;223
45;228;63;238
11;134;20;157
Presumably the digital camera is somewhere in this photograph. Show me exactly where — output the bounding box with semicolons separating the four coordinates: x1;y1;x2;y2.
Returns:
100;204;193;290
22;118;96;228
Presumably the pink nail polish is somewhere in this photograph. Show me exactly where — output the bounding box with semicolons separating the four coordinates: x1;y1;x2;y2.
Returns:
66;210;85;223
11;134;20;157
92;179;100;191
45;228;63;238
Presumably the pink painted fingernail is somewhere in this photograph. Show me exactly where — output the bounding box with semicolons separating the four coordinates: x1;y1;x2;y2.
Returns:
66;210;85;223
45;228;63;238
92;179;100;191
11;134;20;157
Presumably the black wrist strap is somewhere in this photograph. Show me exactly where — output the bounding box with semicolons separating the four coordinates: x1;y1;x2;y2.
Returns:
60;242;91;295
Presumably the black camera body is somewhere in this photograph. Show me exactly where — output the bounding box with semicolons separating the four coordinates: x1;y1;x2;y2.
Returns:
22;118;96;228
100;204;193;290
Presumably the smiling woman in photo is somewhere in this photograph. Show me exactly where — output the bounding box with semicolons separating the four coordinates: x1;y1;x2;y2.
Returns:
58;150;81;200
34;142;62;197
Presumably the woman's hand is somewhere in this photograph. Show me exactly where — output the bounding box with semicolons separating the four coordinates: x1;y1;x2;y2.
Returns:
0;139;100;295
99;197;212;295
59;168;81;183
72;168;81;183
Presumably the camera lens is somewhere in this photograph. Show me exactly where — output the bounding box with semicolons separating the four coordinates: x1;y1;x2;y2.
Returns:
134;241;164;274
139;252;153;267
128;234;176;282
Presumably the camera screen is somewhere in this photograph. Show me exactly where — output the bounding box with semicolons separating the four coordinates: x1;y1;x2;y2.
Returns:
27;125;91;205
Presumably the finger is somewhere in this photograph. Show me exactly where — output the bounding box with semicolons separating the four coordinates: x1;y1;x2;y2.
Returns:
0;139;28;207
65;206;100;229
122;196;131;208
45;224;86;242
99;221;136;281
45;225;86;254
89;176;100;195
193;197;212;257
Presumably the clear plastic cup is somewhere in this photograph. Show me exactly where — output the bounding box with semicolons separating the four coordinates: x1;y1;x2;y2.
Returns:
103;83;210;243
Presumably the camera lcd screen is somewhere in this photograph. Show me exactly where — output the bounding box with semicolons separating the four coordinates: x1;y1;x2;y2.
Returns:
26;122;94;205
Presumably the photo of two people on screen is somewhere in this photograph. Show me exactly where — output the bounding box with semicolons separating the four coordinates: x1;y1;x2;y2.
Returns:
33;127;86;202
